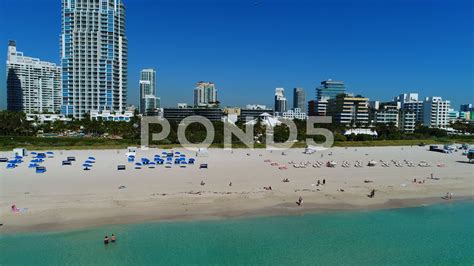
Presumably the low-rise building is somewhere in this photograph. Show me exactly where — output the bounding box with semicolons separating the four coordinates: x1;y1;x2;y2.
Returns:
163;108;224;122
26;113;72;123
281;108;307;120
239;108;274;122
90;110;135;122
399;110;416;133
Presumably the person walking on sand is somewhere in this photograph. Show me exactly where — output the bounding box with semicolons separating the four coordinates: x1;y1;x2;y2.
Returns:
323;179;326;185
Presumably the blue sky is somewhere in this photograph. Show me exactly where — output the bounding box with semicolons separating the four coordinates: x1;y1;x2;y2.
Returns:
0;0;472;109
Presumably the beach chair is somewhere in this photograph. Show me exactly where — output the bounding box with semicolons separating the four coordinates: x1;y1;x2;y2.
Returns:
62;160;72;166
117;165;126;171
29;163;39;168
36;166;47;174
199;164;208;169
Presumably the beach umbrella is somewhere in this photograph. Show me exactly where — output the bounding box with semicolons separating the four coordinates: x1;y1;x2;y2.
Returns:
46;152;54;154
85;160;95;164
82;163;93;167
135;162;142;166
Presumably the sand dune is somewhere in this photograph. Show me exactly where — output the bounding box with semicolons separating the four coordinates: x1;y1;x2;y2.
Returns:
0;146;472;233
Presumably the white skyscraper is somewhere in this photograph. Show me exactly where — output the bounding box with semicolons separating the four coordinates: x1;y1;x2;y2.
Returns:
60;0;128;119
139;69;160;116
6;41;61;113
194;82;218;107
274;88;287;113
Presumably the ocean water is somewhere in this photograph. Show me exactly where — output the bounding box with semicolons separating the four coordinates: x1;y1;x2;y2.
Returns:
1;201;473;265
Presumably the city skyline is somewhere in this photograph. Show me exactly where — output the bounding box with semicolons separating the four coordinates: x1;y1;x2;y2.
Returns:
0;0;472;110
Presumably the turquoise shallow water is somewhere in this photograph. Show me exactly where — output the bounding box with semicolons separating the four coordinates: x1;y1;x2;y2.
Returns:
1;201;473;265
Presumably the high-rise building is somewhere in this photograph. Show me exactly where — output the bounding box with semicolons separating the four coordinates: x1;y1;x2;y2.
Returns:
293;88;306;113
327;94;369;125
139;69;160;116
423;96;450;128
312;79;346;116
274;88;287;113
194;82;217;107
316;79;346;101
6;41;61;113
60;0;128;119
460;104;473;112
394;93;424;123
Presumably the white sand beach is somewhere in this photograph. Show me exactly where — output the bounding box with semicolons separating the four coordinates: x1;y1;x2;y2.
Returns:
0;146;472;232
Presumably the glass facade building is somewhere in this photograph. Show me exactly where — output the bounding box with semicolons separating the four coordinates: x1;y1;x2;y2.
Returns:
60;0;128;119
316;80;346;101
293;88;306;113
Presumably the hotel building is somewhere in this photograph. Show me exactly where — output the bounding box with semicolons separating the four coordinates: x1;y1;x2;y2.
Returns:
327;94;369;125
60;0;128;119
7;41;61;113
423;97;450;128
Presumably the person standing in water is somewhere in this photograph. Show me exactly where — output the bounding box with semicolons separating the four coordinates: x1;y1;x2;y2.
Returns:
111;234;116;243
104;236;110;244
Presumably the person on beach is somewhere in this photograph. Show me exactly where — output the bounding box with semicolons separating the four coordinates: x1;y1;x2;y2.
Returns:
104;236;110;244
111;234;116;243
296;196;303;206
322;179;326;185
368;189;375;198
317;180;320;186
11;205;19;213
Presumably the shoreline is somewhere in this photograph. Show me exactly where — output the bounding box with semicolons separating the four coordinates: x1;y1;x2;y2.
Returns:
1;196;472;234
1;146;473;235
